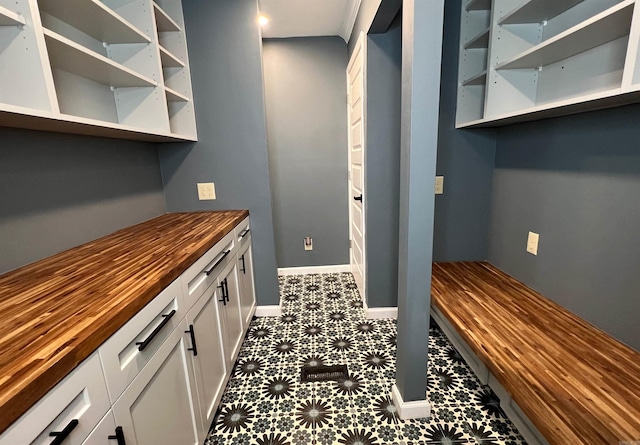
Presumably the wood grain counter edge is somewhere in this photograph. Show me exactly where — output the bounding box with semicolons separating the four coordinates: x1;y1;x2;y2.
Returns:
0;210;249;434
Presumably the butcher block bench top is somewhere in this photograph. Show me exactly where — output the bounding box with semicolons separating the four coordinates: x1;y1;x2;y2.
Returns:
431;261;640;445
0;210;249;434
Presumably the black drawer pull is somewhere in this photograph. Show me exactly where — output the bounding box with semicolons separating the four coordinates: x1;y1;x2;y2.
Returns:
353;194;363;201
49;419;78;445
185;324;198;356
205;250;231;276
108;426;127;445
240;254;246;274
136;310;176;351
239;228;250;238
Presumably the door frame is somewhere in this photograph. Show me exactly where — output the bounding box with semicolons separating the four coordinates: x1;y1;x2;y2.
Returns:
347;31;367;305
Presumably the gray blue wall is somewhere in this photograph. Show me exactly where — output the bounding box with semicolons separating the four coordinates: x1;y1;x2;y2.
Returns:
0;127;165;273
262;37;350;268
158;0;280;305
365;13;402;307
433;0;496;262
489;105;640;351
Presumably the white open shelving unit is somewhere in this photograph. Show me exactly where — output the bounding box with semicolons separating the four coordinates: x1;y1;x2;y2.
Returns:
0;0;196;141
457;0;640;127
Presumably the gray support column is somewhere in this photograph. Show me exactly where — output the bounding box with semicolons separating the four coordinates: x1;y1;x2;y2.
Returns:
393;0;445;417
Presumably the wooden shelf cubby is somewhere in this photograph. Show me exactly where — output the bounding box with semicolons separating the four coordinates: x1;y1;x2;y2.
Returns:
457;0;640;128
0;0;197;141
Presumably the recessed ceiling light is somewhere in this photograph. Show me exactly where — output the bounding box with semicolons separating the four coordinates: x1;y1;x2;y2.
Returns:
258;15;269;26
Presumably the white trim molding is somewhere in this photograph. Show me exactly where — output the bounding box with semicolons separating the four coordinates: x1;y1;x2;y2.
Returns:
277;264;350;276
254;305;282;317
391;384;431;420
366;306;398;320
340;0;362;43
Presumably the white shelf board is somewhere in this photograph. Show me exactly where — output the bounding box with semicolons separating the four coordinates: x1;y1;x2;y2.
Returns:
0;5;25;26
496;1;634;70
153;2;180;32
159;45;185;68
0;102;196;141
464;27;489;49
456;86;640;128
466;0;491;11
462;70;487;86
43;29;157;88
499;0;584;25
165;86;189;102
38;0;150;43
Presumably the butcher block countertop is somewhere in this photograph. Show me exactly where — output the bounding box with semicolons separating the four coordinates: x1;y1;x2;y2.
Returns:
0;210;249;434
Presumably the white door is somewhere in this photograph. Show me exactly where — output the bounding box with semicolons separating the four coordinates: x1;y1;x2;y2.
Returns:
217;260;243;370
347;32;366;299
237;240;256;328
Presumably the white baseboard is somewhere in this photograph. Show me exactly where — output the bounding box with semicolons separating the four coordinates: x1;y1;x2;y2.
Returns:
277;264;350;275
392;384;431;420
366;306;398;319
254;305;282;317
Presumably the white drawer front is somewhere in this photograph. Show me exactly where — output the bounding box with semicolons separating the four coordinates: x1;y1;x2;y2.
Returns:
81;410;116;445
180;231;235;308
235;217;251;248
99;278;184;403
0;353;110;445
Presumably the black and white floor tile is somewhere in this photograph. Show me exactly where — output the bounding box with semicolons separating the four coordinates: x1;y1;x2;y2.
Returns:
206;272;527;445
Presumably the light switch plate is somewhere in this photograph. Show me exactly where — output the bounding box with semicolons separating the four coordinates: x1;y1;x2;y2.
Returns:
527;231;539;255
197;183;216;200
304;237;313;251
435;176;444;195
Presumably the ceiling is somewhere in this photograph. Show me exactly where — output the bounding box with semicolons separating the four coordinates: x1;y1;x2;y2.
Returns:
258;0;362;42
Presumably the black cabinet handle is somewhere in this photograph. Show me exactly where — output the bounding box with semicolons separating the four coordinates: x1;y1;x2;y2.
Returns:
49;419;79;445
205;250;231;276
218;283;227;305
239;228;250;238
136;310;176;351
185;324;198;356
353;194;363;201
223;278;229;302
240;255;246;274
108;426;127;445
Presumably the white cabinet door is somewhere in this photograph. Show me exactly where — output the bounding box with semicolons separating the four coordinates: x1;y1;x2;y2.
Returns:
112;319;200;445
217;259;244;370
237;239;256;329
81;411;117;445
0;353;110;445
185;283;227;442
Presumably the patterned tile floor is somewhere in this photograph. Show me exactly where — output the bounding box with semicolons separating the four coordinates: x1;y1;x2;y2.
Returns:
206;272;527;445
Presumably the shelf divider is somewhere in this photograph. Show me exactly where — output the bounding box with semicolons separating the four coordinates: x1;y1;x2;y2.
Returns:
43;29;157;88
496;0;634;70
0;5;25;26
159;46;185;68
38;0;150;43
153;2;180;32
499;0;584;25
466;0;491;11
165;86;189;102
464;28;490;49
462;70;487;86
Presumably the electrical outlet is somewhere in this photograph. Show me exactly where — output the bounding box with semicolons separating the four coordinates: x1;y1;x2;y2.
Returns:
435;176;444;195
197;183;216;200
304;237;313;251
527;231;539;255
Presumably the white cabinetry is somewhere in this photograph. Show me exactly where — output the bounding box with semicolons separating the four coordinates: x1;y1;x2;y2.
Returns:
457;0;640;127
185;285;227;440
216;259;244;370
237;223;257;329
112;318;200;445
0;0;196;141
0;353;111;445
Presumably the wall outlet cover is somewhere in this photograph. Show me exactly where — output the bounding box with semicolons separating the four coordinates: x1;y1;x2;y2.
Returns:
527;231;539;255
435;176;444;195
197;182;216;200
